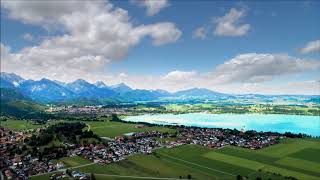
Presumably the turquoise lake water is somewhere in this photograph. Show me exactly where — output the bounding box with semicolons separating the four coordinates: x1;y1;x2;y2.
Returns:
124;113;320;136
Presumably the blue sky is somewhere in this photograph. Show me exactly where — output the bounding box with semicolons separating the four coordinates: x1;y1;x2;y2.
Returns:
1;0;320;94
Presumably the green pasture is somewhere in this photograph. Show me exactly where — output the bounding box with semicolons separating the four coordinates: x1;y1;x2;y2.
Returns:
0;119;44;130
86;120;176;138
51;156;92;168
31;138;320;180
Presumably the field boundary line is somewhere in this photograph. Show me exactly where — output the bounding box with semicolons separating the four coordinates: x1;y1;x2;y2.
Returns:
95;174;189;180
159;153;235;176
161;155;218;179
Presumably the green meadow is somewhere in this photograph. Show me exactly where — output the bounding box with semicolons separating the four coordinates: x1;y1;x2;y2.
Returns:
0;119;45;130
86;120;176;138
72;139;320;180
5;119;320;179
51;156;92;168
1;118;175;138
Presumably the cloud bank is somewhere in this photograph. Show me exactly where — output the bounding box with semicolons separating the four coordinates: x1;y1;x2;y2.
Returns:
209;53;320;84
1;0;181;82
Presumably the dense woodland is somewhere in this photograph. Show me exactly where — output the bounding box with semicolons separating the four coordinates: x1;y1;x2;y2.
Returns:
26;122;100;147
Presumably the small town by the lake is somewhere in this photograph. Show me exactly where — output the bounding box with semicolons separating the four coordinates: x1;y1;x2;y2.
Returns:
1;0;320;180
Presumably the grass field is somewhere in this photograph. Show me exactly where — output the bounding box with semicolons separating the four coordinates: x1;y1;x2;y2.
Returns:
0;119;45;130
1;119;175;138
51;156;92;168
75;138;320;180
5;119;320;179
31;138;320;180
0;119;67;130
86;120;176;138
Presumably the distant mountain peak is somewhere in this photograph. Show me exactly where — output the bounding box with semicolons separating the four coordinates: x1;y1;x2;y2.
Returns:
73;79;89;84
95;81;107;88
111;83;132;93
0;72;25;87
174;88;224;97
112;82;129;88
39;78;52;82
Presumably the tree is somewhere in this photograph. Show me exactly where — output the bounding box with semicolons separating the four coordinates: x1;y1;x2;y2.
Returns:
111;114;121;122
91;173;96;180
236;175;242;180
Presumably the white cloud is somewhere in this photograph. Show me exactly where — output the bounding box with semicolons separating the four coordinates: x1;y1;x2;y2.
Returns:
299;39;320;54
2;1;92;30
21;33;33;41
132;0;169;16
209;53;320;84
215;80;320;95
1;0;181;82
214;8;250;37
118;73;128;78
163;70;197;82
192;27;208;39
133;22;182;45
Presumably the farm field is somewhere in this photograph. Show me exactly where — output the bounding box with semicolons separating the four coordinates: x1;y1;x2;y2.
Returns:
1;118;176;138
69;138;320;180
51;156;92;168
0;119;67;130
86;120;176;138
5;119;320;179
0;119;45;130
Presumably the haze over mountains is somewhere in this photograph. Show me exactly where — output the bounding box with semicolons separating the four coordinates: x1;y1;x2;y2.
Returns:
1;72;318;104
0;72;225;102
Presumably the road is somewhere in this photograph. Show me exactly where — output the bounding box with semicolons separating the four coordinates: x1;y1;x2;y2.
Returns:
29;162;97;177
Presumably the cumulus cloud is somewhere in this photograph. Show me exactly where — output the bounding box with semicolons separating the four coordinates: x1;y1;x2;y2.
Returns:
218;80;320;95
214;8;250;37
163;70;197;82
209;53;320;84
1;0;181;82
133;23;182;45
299;39;320;54
21;33;33;41
192;27;208;39
132;0;169;16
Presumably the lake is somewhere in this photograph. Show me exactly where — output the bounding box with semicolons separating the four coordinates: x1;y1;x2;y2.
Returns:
124;113;320;136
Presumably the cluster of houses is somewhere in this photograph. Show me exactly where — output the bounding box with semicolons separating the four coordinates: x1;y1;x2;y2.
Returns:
174;127;281;149
1;125;282;179
72;131;164;165
0;127;32;179
0;127;69;179
46;105;127;115
49;170;89;180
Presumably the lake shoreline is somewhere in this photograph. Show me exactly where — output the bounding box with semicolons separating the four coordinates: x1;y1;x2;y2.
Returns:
123;113;320;137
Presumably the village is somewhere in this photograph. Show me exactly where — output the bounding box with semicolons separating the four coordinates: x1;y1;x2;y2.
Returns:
46;105;128;115
0;124;283;180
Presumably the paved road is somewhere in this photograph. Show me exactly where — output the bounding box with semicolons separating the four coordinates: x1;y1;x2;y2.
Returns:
86;123;91;131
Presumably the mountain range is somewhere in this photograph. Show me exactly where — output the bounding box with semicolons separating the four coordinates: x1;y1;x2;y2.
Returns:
0;72;227;103
1;72;319;105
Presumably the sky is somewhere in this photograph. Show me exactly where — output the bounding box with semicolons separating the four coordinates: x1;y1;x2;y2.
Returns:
1;0;320;95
